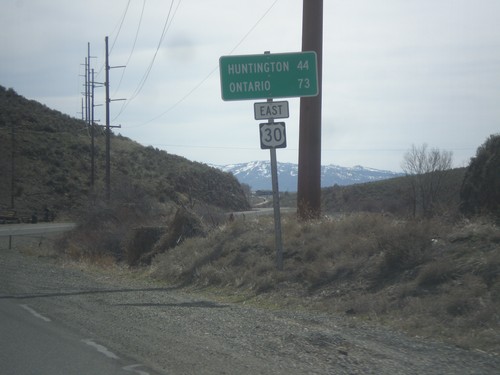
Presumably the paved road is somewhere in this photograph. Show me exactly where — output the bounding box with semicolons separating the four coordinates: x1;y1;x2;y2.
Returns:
0;223;159;374
232;207;295;217
0;298;158;375
0;222;75;237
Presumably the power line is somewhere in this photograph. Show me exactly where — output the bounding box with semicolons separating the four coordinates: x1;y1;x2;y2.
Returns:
127;0;280;129
78;0;277;124
113;0;181;120
147;143;263;151
226;0;280;56
113;0;147;96
109;0;132;54
132;0;180;98
134;66;218;128
90;0;132;82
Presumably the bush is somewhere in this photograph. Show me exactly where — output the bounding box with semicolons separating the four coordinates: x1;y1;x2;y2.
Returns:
416;259;456;287
124;226;165;267
152;218;275;288
55;189;159;262
378;226;432;278
153;207;207;254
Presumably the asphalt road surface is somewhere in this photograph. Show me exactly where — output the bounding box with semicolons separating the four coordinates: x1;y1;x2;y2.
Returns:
0;298;158;374
0;222;76;237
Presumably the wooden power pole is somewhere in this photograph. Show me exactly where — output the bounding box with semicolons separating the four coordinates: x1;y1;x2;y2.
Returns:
297;0;323;220
105;36;111;201
104;36;124;201
10;118;15;209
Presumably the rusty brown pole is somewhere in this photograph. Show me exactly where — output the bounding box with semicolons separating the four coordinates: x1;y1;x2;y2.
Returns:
297;0;323;220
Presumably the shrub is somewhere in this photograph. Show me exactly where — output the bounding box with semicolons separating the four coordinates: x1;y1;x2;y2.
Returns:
124;226;165;267
376;220;434;281
152;217;275;288
416;258;456;288
153;207;207;254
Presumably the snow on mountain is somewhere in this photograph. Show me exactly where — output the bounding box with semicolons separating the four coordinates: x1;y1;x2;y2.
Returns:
211;161;402;192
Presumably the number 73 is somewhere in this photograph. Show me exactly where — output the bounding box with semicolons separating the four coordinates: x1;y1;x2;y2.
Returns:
298;78;311;89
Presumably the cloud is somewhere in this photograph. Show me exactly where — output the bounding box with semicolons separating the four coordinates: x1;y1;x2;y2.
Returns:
1;0;499;171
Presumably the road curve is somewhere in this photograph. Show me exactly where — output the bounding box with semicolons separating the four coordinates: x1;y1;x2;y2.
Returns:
231;207;295;218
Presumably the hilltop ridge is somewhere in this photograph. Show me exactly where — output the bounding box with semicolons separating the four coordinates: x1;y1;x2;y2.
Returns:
213;160;402;191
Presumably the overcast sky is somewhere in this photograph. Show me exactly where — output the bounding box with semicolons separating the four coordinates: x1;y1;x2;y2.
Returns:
1;0;499;172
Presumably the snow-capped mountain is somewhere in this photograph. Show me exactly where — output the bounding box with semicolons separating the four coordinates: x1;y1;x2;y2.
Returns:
212;161;402;192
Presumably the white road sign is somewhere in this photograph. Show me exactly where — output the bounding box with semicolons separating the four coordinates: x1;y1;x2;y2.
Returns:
259;122;287;149
254;101;289;120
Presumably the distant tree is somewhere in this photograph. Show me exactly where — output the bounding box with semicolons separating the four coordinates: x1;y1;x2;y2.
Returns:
401;144;453;217
240;183;252;203
460;134;500;218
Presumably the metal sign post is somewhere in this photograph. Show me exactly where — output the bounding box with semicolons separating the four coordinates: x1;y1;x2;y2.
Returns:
264;98;284;271
219;50;319;270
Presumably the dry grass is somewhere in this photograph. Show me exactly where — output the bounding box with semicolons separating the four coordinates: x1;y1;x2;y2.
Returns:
52;206;500;354
151;213;500;354
152;218;276;289
2;234;59;257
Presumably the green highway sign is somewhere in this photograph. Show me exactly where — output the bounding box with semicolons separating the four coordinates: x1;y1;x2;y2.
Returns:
219;51;318;101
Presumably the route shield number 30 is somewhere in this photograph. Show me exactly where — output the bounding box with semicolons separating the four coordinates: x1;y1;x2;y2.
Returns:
259;122;287;149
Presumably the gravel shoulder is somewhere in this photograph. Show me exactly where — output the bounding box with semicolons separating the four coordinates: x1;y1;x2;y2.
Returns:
1;245;499;374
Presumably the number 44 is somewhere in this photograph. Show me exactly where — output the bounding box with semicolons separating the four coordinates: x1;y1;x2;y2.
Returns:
297;60;309;70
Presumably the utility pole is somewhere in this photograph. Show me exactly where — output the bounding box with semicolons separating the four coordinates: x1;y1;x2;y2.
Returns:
84;57;88;123
104;36;124;201
79;56;89;121
83;43;99;190
10;118;15;209
87;43;92;127
105;36;111;201
80;98;84;121
7;117;15;249
90;68;96;188
297;0;323;220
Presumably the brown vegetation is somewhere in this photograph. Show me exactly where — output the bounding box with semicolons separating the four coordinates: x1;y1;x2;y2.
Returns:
151;213;500;354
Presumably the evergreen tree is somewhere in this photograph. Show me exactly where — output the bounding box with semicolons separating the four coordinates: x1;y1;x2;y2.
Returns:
460;134;500;217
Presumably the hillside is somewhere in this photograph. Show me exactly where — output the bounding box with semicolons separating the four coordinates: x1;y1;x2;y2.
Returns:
0;86;249;218
322;168;466;216
215;161;402;191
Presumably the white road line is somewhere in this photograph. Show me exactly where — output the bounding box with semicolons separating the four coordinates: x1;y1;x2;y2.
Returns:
18;304;151;373
81;339;119;360
20;304;51;322
122;364;151;375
